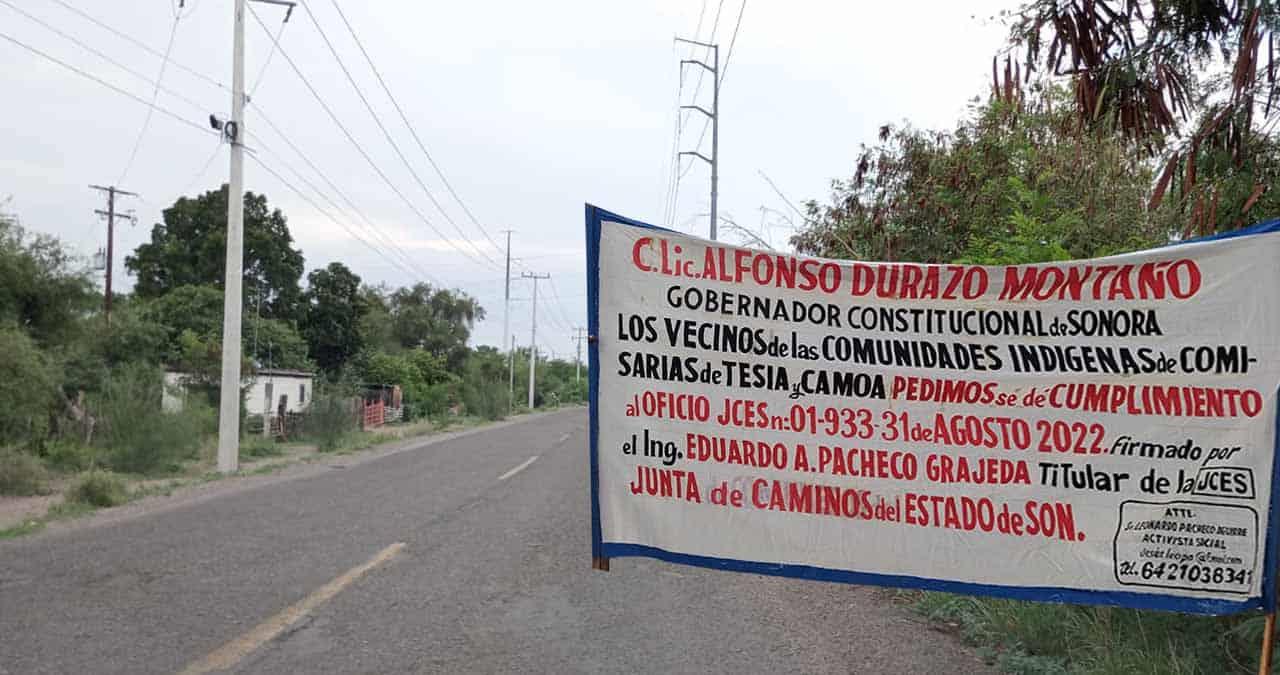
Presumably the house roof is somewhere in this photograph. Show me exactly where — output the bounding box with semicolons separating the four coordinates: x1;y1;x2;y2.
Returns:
164;368;316;379
255;368;316;378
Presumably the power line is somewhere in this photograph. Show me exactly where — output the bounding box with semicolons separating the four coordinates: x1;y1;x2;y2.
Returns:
0;13;438;290
45;0;229;92
248;10;288;99
678;0;745;184
681;0;723;138
246;3;497;272
298;3;500;269
248;129;442;285
669;0;724;227
0;28;217;139
3;5;461;298
177;138;223;196
117;13;181;184
325;0;506;257
243;84;441;283
662;0;707;226
662;103;682;226
247;152;434;286
0;0;211;114
720;0;748;86
12;0;431;287
248;125;444;287
679;0;728;169
178;0;204;20
545;275;578;334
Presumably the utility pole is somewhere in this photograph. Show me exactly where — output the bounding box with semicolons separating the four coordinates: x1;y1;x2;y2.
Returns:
501;229;514;412
522;272;550;409
572;327;587;384
676;37;719;241
215;0;248;474
88;185;136;325
507;342;515;414
216;0;295;474
501;230;513;356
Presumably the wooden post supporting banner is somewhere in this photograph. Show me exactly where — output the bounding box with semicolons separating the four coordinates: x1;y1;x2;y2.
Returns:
1261;611;1276;675
589;331;605;573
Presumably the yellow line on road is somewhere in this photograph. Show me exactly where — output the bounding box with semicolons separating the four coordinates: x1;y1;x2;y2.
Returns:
178;542;406;675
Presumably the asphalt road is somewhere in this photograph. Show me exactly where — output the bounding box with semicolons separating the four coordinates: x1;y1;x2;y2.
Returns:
0;409;992;674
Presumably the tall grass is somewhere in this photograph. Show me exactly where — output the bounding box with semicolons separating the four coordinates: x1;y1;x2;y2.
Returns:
91;363;213;474
64;469;128;508
301;385;358;451
462;377;509;421
915;592;1267;674
0;446;51;496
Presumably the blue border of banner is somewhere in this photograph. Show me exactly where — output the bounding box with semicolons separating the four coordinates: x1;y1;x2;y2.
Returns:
585;203;1280;616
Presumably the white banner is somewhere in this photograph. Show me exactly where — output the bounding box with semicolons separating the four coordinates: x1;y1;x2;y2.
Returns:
587;206;1280;614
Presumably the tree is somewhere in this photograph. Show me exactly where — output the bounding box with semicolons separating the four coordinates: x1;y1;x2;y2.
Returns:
1004;1;1280;236
139;284;225;353
244;317;312;371
138;284;310;371
357;284;400;354
60;297;168;397
0;324;61;446
388;283;484;370
300;263;367;373
0;210;95;347
792;90;1167;264
125;185;305;319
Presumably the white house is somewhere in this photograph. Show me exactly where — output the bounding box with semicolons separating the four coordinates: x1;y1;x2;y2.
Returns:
162;368;316;416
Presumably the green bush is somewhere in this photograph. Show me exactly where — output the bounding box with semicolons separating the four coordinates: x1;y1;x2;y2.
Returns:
0;447;51;496
460;376;508;421
0;325;61;447
91;363;212;474
65;469;127;507
302;386;357;451
42;440;98;473
240;436;284;460
412;381;457;419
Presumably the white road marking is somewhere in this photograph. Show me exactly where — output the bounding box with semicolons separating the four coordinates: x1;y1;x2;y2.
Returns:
498;455;539;481
178;542;406;675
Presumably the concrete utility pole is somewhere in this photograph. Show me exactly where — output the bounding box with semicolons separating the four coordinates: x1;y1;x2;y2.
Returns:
572;327;587;384
522;272;550;409
216;0;294;474
501;229;514;412
501;230;513;356
675;37;719;241
88;185;136;325
215;0;249;474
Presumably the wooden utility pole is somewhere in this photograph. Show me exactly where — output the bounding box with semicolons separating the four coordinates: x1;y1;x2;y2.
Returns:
89;184;137;325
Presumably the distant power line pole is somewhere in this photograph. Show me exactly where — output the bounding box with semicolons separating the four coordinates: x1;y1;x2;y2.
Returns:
676;36;719;241
88;184;137;325
522;272;550;409
215;0;295;474
501;230;516;413
501;230;513;354
572;327;587;384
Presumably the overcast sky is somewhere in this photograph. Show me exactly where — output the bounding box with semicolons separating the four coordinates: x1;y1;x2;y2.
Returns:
1;0;1009;360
